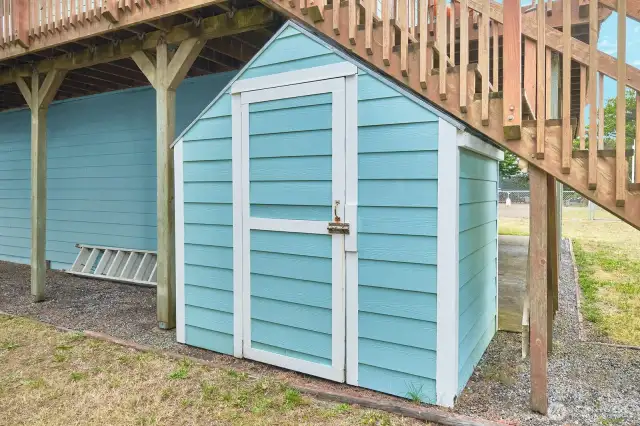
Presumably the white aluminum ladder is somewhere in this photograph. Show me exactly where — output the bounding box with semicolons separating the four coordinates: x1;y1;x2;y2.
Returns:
67;244;158;287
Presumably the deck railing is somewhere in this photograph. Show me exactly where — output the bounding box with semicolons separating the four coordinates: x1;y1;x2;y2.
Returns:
0;0;126;48
340;0;637;205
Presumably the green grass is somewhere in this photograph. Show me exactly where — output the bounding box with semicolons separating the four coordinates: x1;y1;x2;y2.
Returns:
573;241;640;345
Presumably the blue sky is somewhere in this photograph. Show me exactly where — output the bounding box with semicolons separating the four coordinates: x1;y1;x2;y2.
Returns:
598;12;640;103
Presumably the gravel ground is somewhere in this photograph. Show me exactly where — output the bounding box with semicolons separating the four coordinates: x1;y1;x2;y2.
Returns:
1;239;639;425
455;239;640;425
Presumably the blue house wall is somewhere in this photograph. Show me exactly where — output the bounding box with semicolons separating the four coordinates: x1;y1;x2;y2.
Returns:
179;24;440;402
457;149;498;392
0;71;236;270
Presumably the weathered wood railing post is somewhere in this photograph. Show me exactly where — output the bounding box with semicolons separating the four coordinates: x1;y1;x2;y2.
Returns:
502;0;521;140
15;69;67;302
132;37;205;330
12;0;30;47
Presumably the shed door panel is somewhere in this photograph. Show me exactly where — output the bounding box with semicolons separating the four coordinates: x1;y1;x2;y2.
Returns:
240;79;346;382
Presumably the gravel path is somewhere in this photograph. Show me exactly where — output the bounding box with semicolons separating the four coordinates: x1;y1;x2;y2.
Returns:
455;239;640;425
1;239;639;425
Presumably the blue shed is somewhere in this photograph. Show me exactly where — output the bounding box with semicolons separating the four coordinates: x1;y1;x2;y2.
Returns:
173;21;503;407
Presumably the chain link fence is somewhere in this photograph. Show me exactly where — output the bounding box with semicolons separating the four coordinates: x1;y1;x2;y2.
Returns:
499;189;588;206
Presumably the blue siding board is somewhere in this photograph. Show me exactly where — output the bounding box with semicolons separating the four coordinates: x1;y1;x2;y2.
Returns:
250;251;332;284
184;224;233;247
251;230;332;259
358;122;438;153
185;325;234;355
457;149;498;396
358;207;437;237
250;273;332;309
185;305;233;334
184;264;233;291
184;203;233;226
358;364;436;403
251;319;332;360
250;296;331;334
359;152;438;180
185;285;233;314
250;156;332;181
249;130;332;158
183;160;232;182
249;92;331;112
252;342;330;366
359;338;436;379
359;180;438;207
360;286;437;323
250;205;330;221
358;312;437;351
359;234;437;264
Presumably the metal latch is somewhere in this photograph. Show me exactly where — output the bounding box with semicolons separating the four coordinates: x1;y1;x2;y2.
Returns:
328;200;350;234
328;222;350;234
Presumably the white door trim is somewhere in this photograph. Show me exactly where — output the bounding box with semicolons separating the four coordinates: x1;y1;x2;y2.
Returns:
231;62;357;94
174;139;186;344
233;76;350;383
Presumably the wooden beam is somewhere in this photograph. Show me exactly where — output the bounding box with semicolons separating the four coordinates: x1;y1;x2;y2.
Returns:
166;37;206;90
599;0;640;24
0;6;276;86
502;0;521;140
529;165;548;415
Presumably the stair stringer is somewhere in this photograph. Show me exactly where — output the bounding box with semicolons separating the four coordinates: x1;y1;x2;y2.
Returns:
259;0;640;230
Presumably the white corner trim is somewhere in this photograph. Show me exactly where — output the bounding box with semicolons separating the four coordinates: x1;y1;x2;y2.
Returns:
231;62;357;94
495;162;500;332
344;73;358;386
174;139;186;344
436;119;460;408
457;132;504;161
231;93;244;358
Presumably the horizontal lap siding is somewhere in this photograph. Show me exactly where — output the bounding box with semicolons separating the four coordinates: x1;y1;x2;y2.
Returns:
179;74;239;355
357;72;439;403
0;73;235;269
0;111;30;263
457;149;498;393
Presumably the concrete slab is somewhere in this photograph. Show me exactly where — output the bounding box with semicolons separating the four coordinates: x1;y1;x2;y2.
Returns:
498;235;528;332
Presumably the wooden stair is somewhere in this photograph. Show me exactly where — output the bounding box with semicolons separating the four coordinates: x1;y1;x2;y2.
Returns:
261;0;640;230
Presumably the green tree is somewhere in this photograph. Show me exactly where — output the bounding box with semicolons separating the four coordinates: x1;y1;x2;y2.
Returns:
499;151;522;179
600;89;636;149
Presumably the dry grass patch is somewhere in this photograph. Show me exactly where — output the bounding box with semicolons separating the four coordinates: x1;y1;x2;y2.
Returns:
0;315;425;426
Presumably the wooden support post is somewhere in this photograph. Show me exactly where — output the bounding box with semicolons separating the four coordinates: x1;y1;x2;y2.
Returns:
529;165;548;415
16;69;67;302
132;37;205;330
502;0;521;140
546;174;558;333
